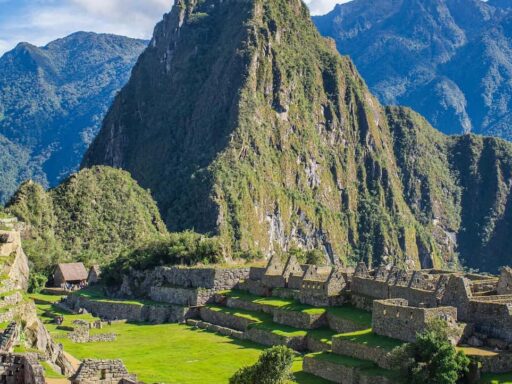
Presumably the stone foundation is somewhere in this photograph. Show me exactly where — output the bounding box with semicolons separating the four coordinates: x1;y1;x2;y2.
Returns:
332;338;394;369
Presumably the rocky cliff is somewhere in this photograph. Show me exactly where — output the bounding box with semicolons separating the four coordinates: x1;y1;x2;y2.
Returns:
0;32;147;203
313;0;512;140
83;0;512;272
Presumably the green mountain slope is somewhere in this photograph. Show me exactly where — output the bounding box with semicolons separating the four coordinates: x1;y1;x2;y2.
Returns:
0;32;147;202
83;0;512;272
5;166;166;273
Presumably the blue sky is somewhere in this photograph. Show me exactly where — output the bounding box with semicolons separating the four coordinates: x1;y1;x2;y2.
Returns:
0;0;349;55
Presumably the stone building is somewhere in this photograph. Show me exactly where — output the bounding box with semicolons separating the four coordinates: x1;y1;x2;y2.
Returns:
300;267;347;306
372;298;460;343
88;266;102;285
0;353;45;384
71;359;137;384
54;263;88;289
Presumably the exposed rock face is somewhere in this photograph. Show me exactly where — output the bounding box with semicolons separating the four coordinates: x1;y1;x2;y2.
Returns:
0;32;148;203
313;0;512;141
83;0;512;272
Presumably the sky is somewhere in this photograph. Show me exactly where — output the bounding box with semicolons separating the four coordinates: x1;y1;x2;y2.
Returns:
0;0;350;56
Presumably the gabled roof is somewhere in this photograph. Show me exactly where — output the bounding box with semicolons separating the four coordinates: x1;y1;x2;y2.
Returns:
56;263;88;281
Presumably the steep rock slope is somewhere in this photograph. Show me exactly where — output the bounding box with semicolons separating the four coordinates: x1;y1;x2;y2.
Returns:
314;0;512;140
0;32;147;202
6;166;166;273
83;0;457;269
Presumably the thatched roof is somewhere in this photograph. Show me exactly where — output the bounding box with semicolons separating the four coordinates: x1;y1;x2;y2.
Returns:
56;263;88;281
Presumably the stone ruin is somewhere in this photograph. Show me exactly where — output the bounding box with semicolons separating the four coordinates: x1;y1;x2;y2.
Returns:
68;320;116;344
71;359;137;384
0;353;44;384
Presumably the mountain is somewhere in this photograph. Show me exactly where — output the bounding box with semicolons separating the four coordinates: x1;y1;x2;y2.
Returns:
0;32;148;203
5;166;167;274
313;0;512;141
83;0;512;273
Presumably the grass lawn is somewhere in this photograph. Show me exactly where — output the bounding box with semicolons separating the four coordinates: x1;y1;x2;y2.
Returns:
223;290;326;315
327;305;372;328
333;328;404;351
33;294;328;384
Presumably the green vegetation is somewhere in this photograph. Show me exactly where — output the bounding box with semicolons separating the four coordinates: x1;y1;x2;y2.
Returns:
223;290;326;315
480;372;512;384
72;285;168;307
230;346;295;384
390;320;470;384
28;272;47;293
104;231;223;285
32;293;327;384
334;328;404;351
327;306;373;328
6;166;167;276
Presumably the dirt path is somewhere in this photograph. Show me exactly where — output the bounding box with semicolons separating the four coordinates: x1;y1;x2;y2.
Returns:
63;351;81;371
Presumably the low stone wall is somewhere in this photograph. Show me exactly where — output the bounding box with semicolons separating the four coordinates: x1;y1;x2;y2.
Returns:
149;286;214;306
225;297;274;314
199;307;254;332
326;313;369;333
245;328;307;351
332;338;394;369
473;352;512;374
305;336;331;352
300;292;345;307
186;319;245;339
66;295;192;324
302;355;393;384
272;309;326;330
272;288;300;301
261;275;286;289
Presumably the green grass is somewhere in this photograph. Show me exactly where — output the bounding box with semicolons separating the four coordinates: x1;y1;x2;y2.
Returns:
72;285;169;307
33;294;325;384
223;290;326;315
207;305;271;323
41;361;66;379
327;305;372;328
308;328;337;345
480;373;512;384
333;328;404;351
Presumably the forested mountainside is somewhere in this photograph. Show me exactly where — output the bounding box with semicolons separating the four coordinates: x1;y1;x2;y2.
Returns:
0;32;147;203
82;0;512;273
314;0;512;141
5;166;166;274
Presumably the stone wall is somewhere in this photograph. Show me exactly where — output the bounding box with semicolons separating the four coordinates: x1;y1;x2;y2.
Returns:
66;295;193;324
467;299;512;342
155;267;249;290
473;352;512;374
332;338;394;369
199;307;254;332
372;299;458;343
0;353;45;384
72;359;137;384
245;328;307;351
326;313;369;333
149;286;214;306
302;355;393;384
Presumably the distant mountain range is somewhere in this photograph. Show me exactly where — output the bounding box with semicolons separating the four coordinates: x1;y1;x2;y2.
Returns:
314;0;512;140
0;32;147;203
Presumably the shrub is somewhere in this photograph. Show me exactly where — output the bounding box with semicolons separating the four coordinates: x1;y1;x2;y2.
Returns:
103;231;223;285
28;272;48;293
229;346;294;384
390;320;470;384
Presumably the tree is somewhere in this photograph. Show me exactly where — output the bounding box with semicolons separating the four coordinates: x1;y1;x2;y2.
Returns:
229;346;295;384
391;320;470;384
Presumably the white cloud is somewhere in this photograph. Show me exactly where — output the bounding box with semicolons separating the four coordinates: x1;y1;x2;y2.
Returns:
305;0;350;15
0;0;351;56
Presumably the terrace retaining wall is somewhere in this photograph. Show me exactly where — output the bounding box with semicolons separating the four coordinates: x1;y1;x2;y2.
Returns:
199;307;254;332
332;339;394;370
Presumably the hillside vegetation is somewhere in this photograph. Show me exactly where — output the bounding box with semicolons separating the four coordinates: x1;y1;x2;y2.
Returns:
0;32;147;202
82;0;512;272
6;166;167;275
